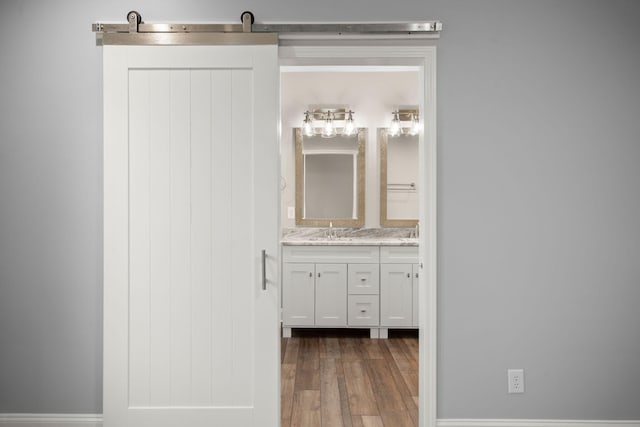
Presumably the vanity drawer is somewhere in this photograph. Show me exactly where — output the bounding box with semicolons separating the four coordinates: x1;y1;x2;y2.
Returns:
380;246;418;263
283;245;379;263
348;263;379;295
348;295;380;326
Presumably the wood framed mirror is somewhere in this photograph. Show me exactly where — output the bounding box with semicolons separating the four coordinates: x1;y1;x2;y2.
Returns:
379;128;419;227
295;127;366;227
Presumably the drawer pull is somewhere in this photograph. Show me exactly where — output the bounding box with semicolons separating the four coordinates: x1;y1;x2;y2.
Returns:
360;277;366;281
360;309;367;313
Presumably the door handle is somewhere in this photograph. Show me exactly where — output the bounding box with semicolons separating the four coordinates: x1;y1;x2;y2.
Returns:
261;249;267;291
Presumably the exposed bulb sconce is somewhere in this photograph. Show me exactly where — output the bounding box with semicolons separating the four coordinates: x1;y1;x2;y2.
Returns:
388;109;422;137
303;111;314;137
408;113;420;136
301;108;357;138
342;110;356;136
388;111;401;137
322;111;336;138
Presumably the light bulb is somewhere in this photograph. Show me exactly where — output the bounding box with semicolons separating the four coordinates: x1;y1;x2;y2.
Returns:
408;113;421;136
303;111;314;137
321;111;336;138
388;111;401;137
342;110;356;136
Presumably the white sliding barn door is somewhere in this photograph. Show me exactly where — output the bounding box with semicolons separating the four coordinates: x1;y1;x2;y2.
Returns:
103;45;279;427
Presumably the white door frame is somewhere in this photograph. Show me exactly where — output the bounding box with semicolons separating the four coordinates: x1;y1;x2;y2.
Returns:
279;43;438;427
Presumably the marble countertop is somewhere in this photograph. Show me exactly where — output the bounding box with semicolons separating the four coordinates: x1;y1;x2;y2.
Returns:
280;227;418;246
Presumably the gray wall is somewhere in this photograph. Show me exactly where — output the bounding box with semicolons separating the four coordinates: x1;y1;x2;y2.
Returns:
1;0;638;419
436;0;640;419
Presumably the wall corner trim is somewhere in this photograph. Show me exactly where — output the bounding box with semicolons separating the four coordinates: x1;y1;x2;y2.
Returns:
0;414;103;427
437;420;640;427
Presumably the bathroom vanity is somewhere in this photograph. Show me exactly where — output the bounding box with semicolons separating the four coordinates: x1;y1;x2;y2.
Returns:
281;229;419;339
281;119;420;339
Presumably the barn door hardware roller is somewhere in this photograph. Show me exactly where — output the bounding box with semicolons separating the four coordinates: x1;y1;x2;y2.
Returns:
93;10;442;45
117;10;256;34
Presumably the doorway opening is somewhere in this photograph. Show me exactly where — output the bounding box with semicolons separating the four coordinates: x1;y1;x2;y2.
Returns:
278;60;433;427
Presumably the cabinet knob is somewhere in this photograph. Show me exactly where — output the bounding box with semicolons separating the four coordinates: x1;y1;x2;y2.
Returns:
309;272;313;277
415;273;419;278
407;273;411;278
318;272;321;278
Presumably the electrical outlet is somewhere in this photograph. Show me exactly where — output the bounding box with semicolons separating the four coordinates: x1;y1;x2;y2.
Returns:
287;206;295;219
508;369;525;394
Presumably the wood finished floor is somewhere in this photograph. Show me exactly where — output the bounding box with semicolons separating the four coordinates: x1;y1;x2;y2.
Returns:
281;329;419;427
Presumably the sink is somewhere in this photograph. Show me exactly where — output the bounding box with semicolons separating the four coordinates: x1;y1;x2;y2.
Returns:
305;236;353;242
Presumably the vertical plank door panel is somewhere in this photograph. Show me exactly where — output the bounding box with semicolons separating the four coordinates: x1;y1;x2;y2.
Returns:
128;69;151;407
189;69;214;406
169;70;192;405
210;69;234;406
229;69;254;406
148;70;173;406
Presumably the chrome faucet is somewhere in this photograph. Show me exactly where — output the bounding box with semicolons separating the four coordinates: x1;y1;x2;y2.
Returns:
326;221;338;239
410;221;419;239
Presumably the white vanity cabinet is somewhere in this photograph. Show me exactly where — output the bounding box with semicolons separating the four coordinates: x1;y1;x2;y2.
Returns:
282;244;418;338
282;245;380;337
380;246;420;337
282;262;348;327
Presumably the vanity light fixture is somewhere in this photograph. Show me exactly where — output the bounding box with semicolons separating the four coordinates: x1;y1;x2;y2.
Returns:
301;108;357;138
388;109;422;137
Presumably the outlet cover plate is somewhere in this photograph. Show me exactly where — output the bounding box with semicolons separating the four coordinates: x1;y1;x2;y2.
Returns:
508;368;525;394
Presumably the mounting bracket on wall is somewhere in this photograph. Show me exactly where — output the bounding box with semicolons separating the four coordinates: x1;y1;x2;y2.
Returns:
93;10;443;45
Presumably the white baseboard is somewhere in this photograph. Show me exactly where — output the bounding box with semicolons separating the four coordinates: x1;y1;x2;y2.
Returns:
0;415;638;427
438;420;640;427
0;414;102;427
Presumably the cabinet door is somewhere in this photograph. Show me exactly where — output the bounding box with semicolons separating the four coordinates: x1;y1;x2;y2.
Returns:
348;263;380;294
380;264;413;327
412;264;420;327
315;264;347;326
282;263;315;326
